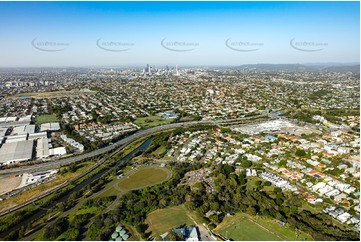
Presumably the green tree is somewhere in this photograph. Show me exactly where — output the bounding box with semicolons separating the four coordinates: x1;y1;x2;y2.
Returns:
221;164;234;177
241;159;252;168
279;160;287;167
295;149;306;157
246;206;257;216
238;171;247;185
255;180;263;189
166;230;184;241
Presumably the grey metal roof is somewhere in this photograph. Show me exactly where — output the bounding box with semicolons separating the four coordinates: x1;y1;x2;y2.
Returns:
0;140;34;164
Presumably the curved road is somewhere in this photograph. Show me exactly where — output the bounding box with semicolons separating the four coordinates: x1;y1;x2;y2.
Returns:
0;115;268;175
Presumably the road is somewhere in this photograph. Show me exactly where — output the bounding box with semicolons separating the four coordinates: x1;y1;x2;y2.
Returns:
0;115;268;175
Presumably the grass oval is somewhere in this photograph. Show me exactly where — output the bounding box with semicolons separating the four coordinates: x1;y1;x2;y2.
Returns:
117;167;171;190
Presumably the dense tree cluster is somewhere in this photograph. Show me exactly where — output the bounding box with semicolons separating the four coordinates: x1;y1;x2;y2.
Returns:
187;165;358;241
96;162;358;241
286;108;359;124
82;162;202;240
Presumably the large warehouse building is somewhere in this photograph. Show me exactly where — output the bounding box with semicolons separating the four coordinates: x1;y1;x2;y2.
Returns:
0;140;34;166
36;138;50;159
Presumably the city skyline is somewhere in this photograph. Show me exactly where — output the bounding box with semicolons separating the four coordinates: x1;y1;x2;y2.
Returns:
0;1;359;67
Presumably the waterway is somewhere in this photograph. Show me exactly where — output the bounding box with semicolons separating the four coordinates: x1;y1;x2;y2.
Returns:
0;137;153;239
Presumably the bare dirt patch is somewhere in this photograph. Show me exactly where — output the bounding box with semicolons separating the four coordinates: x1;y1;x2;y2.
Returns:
0;175;21;195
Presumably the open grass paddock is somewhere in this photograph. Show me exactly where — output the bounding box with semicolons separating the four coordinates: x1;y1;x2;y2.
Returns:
145;205;193;237
117;166;171;191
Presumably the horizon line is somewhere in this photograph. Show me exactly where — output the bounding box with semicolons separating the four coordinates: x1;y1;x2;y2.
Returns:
0;62;360;69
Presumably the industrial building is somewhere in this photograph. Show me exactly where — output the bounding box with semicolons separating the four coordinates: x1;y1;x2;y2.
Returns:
0;117;17;123
18;115;32;122
0;140;34;166
11;125;36;135
36;138;50;159
40;122;61;132
49;147;67;156
0;116;31;128
5;134;28;143
28;132;48;140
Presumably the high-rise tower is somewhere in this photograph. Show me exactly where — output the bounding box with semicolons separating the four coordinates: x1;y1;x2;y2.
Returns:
175;65;179;76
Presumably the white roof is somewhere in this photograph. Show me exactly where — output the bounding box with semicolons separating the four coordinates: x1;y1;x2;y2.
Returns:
28;132;48;140
36;138;50;158
40;122;61;132
0;117;18;122
18;115;32;122
0;140;34;164
50;147;67;156
186;227;199;241
11;125;36;135
5;134;27;143
6;117;17;122
0;128;7;137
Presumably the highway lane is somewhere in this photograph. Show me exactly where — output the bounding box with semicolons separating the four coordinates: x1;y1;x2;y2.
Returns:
0;115;268;175
0;115;271;217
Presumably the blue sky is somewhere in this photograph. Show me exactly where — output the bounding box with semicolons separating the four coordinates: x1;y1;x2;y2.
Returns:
0;1;359;67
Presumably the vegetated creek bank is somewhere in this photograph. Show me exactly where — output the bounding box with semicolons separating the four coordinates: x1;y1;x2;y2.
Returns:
0;137;153;239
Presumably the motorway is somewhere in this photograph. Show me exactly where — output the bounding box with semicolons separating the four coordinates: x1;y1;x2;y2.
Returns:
0;115;268;175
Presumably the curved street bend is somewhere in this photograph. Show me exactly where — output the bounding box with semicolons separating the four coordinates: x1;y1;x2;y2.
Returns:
0;114;269;175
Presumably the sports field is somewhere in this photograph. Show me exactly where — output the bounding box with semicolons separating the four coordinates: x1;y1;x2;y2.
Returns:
215;212;313;241
146;205;194;237
117;167;171;191
134;116;172;128
215;214;280;241
35;114;59;124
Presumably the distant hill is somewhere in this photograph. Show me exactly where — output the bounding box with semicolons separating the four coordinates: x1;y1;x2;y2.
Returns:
236;64;316;72
235;63;360;73
322;65;360;73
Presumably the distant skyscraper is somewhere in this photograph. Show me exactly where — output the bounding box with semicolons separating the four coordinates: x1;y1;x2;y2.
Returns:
175;65;179;76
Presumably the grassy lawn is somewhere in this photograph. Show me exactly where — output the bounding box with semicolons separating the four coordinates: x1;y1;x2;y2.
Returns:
73;206;101;217
117;167;171;190
300;200;324;214
215;212;313;241
146;205;194;237
246;176;262;190
35;114;59;124
96;166;171;198
215;213;281;241
163;155;173;161
33;230;46;241
256;216;313;241
97;186;121;198
134;116;172;129
152;145;167;156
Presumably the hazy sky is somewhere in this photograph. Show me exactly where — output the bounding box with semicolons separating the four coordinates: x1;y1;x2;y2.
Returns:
0;1;359;67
